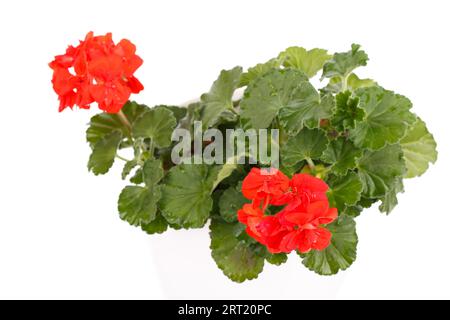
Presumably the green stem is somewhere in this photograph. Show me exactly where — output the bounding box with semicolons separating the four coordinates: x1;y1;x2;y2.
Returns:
341;73;350;92
232;99;241;108
116;154;131;162
306;157;316;171
117;110;132;137
148;138;155;158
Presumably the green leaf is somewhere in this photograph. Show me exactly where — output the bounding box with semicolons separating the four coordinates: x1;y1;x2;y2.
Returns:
341;205;363;217
132;107;177;148
160;164;220;228
130;168;143;184
219;183;249;223
86;101;149;147
331;91;365;132
159;105;187;122
278;47;331;78
122;160;138;180
211;162;239;191
179;102;203;132
279;160;305;178
118;159;164;226
281;128;328;167
240;68;309;129
200;67;242;128
323;73;376;93
239;58;281;87
346;73;377;90
265;252;288;266
210;219;265;282
141;213;168;234
321;44;368;79
379;178;404;214
357;144;406;198
142;158;165;186
279;92;335;134
302;215;358;275
341;197;377;217
327;172;363;211
321;137;362;176
118;186;161;226
358;197;378;208
349;86;417;150
88;130;123;175
400;117;438;178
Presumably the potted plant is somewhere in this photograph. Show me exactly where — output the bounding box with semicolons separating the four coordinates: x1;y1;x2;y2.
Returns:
49;33;437;285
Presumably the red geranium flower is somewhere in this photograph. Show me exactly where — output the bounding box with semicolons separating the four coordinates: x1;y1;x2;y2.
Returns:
237;169;338;254
238;204;288;253
275;173;330;211
278;201;338;253
49;32;144;113
237;204;265;243
241;167;290;209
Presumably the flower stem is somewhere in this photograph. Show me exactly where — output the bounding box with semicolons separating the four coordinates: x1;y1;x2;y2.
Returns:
341;73;350;92
116;154;131;162
117;110;132;133
306;157;316;171
148;139;155;158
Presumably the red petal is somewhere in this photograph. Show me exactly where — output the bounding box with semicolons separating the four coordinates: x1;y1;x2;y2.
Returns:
127;76;144;93
291;173;329;193
316;207;338;225
237;204;263;224
307;201;330;218
241;167;290;201
281;208;314;226
279;231;300;253
90;80;130;113
311;228;332;250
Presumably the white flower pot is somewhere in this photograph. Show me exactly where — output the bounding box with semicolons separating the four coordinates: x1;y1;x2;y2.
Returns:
149;224;347;299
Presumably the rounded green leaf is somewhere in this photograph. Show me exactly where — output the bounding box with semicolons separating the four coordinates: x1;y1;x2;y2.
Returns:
88;130;123;175
122;160;138;180
265;252;288;266
321;44;368;80
219;184;249;223
210;219;265;282
341;205;363;218
240;68;309;129
86;101;149;147
331;91;365;132
132;107;177;148
400;117;438;178
379;178;404;214
357;144;406;198
302;215;358;275
349;86;417;150
278;47;331;78
327;172;363;211
141;213;169;235
160;164;219;228
201;67;242;128
160;105;187;122
142;158;165;186
323;73;376;94
239;58;281;87
321;137;363;176
281;128;328;167
118;159;164;226
118;185;161;226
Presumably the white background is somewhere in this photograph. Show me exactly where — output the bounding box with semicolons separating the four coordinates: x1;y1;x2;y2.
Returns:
0;0;449;299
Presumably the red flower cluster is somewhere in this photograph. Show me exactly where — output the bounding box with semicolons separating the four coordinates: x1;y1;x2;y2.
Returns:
49;32;144;113
238;168;338;254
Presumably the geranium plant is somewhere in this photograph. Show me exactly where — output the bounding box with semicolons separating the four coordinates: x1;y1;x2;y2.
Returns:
50;33;437;282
